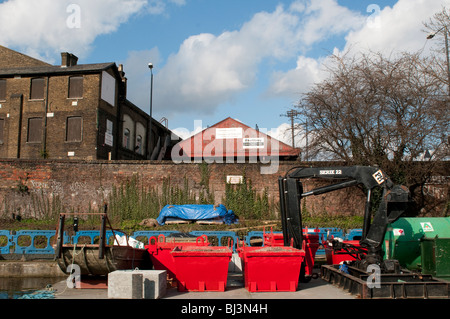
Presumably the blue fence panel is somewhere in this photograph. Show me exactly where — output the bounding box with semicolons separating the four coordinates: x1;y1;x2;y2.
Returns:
71;230;122;245
0;230;13;254
345;229;363;241
12;230;59;254
189;231;239;251
244;231;264;246
131;231;181;244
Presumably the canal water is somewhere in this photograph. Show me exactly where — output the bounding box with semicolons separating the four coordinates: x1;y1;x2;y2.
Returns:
0;277;63;299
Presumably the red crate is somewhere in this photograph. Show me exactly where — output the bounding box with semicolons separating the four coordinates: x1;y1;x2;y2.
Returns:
145;234;209;287
171;246;232;292
238;244;305;292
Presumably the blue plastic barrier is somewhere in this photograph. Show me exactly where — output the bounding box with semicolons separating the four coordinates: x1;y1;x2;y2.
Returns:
71;230;122;245
243;228;345;256
0;230;13;254
12;230;59;254
131;231;181;244
345;229;363;241
189;231;239;251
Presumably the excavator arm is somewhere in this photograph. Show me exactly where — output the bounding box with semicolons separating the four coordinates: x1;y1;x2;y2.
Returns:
278;166;410;272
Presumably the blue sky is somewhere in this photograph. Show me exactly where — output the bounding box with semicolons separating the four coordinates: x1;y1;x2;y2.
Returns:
0;0;448;144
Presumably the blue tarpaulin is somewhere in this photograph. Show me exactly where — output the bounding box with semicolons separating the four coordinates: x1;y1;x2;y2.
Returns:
156;204;238;225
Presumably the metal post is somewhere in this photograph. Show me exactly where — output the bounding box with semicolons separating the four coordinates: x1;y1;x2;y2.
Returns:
362;189;372;241
148;63;154;159
55;214;65;258
445;26;450;96
99;204;107;259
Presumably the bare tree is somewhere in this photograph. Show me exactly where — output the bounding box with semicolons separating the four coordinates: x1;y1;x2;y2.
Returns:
423;6;450;94
295;50;449;214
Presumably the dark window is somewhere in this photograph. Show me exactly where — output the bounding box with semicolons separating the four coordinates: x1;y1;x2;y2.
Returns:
68;76;83;98
30;78;44;100
0;119;4;143
0;79;6;101
27;117;42;143
66;116;82;142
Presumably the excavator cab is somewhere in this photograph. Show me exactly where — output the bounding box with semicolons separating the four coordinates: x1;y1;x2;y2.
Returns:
278;166;411;274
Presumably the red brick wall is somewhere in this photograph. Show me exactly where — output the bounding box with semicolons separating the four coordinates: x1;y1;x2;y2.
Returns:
0;159;447;220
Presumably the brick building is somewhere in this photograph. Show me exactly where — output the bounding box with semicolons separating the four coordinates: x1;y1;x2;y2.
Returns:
0;45;179;160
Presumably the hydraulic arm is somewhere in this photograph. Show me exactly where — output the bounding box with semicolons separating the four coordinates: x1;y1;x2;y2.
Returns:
278;166;410;273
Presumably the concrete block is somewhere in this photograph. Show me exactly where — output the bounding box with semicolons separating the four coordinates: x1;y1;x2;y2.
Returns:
228;253;242;273
108;271;143;299
108;270;167;299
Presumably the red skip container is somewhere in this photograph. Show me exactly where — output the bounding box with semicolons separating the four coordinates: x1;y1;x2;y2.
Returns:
145;234;209;287
170;246;232;292
262;228;320;279
238;243;305;292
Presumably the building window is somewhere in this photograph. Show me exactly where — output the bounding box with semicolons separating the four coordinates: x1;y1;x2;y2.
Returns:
30;78;45;100
123;128;130;150
27;117;43;143
68;76;83;98
0;79;6;101
0;119;4;144
136;135;142;154
66;116;82;142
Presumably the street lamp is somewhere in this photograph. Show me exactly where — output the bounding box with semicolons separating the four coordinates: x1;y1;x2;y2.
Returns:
148;63;153;159
427;25;450;95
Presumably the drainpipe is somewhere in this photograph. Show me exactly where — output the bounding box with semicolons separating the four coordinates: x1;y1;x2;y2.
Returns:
42;76;49;158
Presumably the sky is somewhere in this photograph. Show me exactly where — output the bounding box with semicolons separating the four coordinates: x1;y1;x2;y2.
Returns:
0;0;448;146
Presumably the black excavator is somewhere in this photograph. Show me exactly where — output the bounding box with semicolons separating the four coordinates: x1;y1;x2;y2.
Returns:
278;166;411;274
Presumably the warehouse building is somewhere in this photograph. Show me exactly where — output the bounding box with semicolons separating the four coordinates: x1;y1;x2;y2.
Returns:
173;117;300;163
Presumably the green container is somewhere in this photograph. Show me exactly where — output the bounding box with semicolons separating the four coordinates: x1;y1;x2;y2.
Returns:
384;217;450;271
421;237;450;280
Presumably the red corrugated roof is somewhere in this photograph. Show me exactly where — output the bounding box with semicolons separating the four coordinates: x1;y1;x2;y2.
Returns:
175;117;300;159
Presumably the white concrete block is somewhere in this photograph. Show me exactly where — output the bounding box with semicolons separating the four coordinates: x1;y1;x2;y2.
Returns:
228;253;242;273
108;272;142;299
108;270;167;299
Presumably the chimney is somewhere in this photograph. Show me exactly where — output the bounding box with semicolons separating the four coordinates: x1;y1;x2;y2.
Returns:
61;52;78;67
118;64;127;98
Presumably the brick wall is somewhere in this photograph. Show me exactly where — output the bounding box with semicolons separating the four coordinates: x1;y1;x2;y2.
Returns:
0;159;447;220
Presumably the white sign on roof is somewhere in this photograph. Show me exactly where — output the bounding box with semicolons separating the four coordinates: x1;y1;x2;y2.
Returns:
216;127;242;139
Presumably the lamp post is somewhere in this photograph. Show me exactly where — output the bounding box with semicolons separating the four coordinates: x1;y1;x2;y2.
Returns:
427;25;450;95
148;63;153;159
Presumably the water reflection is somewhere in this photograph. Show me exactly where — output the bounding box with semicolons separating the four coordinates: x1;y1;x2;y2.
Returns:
0;277;62;299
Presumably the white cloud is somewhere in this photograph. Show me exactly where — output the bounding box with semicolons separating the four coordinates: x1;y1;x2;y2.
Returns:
267;122;306;148
152;6;304;115
267;0;447;100
151;0;366;117
340;0;447;56
147;0;186;15
267;55;328;98
293;0;366;47
0;0;181;62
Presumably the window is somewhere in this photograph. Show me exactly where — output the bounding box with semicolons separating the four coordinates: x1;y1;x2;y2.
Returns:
123;128;130;149
136;135;142;154
0;119;4;144
0;79;6;101
30;78;44;100
27;117;43;143
66;116;82;142
68;76;83;98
